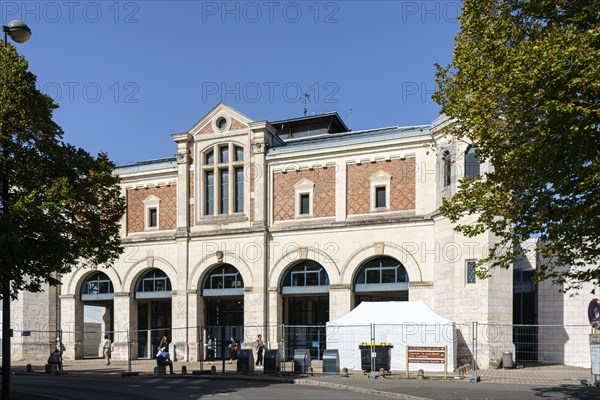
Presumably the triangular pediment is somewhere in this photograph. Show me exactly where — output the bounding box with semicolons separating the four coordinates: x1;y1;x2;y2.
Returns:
188;103;253;136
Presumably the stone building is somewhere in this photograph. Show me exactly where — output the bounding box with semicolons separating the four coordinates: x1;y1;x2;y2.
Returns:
15;103;586;368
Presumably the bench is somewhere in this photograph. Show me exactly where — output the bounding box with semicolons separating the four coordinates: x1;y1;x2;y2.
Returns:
45;364;58;374
154;366;166;376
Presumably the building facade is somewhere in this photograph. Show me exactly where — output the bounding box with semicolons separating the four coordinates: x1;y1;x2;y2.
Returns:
12;104;521;367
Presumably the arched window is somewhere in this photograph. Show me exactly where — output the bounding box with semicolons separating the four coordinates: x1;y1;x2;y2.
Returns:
81;272;113;301
443;151;452;187
135;269;172;299
282;260;329;295
464;145;480;179
203;144;244;216
203;264;244;296
354;257;409;293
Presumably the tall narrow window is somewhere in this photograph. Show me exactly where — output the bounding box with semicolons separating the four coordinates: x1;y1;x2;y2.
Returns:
205;151;214;165
203;144;245;217
465;145;480;179
443;151;452;187
375;187;386;208
220;170;229;214
235;146;244;162
148;208;158;228
206;171;214;215
466;260;477;284
300;194;310;215
219;146;229;163
143;195;160;231
235;167;244;213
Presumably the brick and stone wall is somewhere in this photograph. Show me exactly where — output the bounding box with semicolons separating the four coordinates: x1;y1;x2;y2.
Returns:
126;186;177;233
273;167;336;221
346;158;415;215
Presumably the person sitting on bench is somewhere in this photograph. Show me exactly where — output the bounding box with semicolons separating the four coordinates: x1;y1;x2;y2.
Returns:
48;349;61;371
156;350;174;375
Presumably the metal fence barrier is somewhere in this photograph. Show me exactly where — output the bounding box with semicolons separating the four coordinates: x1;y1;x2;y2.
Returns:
2;322;594;383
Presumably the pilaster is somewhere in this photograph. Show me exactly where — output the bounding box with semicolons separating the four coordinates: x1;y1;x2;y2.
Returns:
112;292;135;360
172;132;191;232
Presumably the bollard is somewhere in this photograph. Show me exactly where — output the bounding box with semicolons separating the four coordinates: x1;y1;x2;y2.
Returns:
181;365;187;375
379;368;385;378
417;369;425;380
211;365;216;375
340;367;349;378
26;364;32;373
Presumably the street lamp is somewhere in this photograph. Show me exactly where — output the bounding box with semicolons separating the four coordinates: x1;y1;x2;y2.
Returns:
1;19;31;400
2;20;32;44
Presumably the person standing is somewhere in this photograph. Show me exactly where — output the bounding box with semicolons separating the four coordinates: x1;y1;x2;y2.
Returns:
102;335;112;365
228;336;239;363
254;334;265;367
55;338;66;372
206;333;215;363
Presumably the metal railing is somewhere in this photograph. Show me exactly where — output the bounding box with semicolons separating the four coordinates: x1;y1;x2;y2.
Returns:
2;323;595;382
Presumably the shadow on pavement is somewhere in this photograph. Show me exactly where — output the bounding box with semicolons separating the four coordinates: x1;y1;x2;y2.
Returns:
532;385;600;400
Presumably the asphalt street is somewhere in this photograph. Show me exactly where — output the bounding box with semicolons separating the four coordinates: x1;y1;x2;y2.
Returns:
6;373;600;400
9;374;387;400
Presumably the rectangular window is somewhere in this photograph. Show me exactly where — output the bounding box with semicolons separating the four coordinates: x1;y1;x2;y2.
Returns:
381;268;396;283
375;186;386;208
299;193;310;215
219;146;229;163
205;171;214;215
466;260;477;284
235;146;244;162
235;167;244;212
148;208;158;228
220;169;229;214
366;269;380;284
205;151;214;165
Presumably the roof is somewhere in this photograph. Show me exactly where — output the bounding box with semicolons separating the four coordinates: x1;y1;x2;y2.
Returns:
327;301;453;325
115;157;177;176
267;124;431;155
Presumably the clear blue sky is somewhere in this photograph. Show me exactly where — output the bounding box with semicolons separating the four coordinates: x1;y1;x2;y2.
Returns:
2;0;461;164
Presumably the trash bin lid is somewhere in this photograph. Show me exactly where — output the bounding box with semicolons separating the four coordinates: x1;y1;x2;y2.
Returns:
359;342;393;346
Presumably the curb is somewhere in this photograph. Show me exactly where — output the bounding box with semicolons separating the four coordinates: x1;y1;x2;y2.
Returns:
294;378;432;400
115;372;432;400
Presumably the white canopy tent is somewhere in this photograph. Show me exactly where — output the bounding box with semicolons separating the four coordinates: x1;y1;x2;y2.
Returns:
326;301;456;372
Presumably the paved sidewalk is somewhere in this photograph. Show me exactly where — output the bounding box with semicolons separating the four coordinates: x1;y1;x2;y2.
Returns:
10;357;594;386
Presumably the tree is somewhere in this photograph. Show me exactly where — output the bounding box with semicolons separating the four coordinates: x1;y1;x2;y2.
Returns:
433;0;599;291
1;40;125;398
1;42;125;294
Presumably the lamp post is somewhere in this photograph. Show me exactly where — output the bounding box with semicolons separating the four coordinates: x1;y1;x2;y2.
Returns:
1;19;32;400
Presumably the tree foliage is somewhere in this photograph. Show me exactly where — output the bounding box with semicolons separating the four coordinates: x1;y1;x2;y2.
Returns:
433;0;599;290
0;42;125;295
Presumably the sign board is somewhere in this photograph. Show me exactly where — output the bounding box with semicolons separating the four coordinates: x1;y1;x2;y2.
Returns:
406;345;448;377
590;334;600;375
588;299;600;329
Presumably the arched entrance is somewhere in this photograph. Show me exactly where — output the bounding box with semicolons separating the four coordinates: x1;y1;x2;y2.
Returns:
202;264;244;358
281;260;329;359
353;256;409;306
135;268;171;358
81;272;114;358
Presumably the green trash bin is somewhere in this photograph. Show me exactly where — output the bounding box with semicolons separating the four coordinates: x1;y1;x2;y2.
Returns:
359;342;393;372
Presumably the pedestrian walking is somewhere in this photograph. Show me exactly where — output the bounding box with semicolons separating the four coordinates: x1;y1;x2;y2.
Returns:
206;333;215;363
102;335;112;365
228;336;239;363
